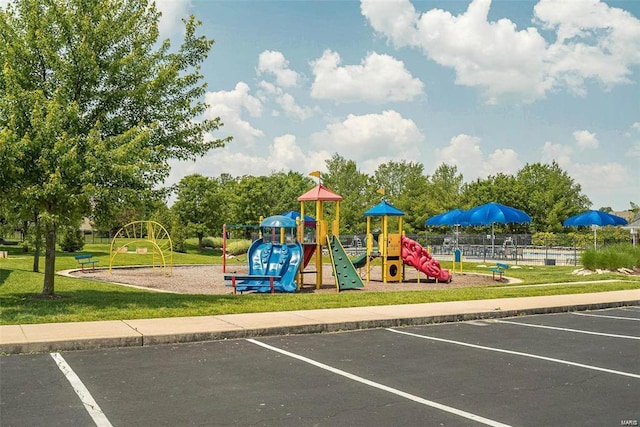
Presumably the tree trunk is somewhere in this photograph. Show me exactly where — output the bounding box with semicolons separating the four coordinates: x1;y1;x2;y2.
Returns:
22;220;29;252
32;246;40;273
32;213;41;273
41;226;57;296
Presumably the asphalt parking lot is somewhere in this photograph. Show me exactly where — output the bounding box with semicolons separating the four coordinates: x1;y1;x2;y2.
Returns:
2;306;638;426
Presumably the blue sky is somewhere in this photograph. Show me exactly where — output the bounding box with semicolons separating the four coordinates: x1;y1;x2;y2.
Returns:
4;0;639;210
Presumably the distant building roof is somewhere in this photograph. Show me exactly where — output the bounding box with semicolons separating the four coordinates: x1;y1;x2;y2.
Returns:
79;218;94;231
623;211;640;230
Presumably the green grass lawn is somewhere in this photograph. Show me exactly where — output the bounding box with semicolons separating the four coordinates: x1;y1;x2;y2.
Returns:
1;242;639;326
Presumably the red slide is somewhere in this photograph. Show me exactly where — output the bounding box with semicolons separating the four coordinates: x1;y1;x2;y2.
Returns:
401;236;452;283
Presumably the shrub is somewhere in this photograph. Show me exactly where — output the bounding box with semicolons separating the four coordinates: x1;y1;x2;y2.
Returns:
209;236;224;248
170;222;188;253
581;243;640;270
59;227;85;252
532;232;558;247
225;239;251;256
201;237;225;248
200;237;214;248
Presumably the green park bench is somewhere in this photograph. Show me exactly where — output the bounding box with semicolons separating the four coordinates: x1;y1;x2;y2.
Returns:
488;262;509;281
74;253;99;272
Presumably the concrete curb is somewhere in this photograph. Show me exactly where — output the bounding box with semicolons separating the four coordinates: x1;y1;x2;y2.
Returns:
2;290;638;354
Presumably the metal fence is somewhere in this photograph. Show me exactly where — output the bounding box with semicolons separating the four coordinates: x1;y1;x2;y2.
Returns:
336;233;582;266
2;230;584;266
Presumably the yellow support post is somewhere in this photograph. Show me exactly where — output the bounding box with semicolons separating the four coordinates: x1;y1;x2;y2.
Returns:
315;200;323;289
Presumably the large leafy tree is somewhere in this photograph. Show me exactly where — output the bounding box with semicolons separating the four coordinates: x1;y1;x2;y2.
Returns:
0;0;230;295
322;154;373;234
515;162;590;232
229;175;273;226
427;164;464;210
372;160;429;232
264;171;314;216
172;174;220;249
460;173;527;234
419;163;464;231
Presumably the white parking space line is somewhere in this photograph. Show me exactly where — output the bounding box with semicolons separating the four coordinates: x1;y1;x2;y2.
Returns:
494;319;640;340
386;329;640;379
50;353;113;427
247;338;511;427
572;312;640;321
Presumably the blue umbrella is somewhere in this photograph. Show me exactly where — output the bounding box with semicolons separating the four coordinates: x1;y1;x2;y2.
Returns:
457;202;531;226
563;210;627;227
563;210;628;249
426;208;467;247
457;202;532;256
425;208;467;226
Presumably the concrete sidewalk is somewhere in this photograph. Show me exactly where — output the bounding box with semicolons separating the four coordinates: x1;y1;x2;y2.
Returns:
2;289;639;355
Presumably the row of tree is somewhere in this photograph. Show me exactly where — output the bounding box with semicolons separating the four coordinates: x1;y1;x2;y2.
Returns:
5;154;637;257
164;155;637;250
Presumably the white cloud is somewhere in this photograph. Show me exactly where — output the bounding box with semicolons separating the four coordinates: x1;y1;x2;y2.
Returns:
310;50;424;102
257;80;278;96
628;142;640;158
627;122;640;158
535;0;640;93
435;134;483;172
167;134;333;187
434;134;521;179
565;161;629;208
572;130;599;150
540;139;632;209
255;52;314;120
360;0;419;48
257;50;300;88
268;134;331;172
485;149;521;174
361;0;640;103
256;80;313;120
154;0;192;35
310;110;423;168
275;93;314;120
541;141;572;164
204;82;264;146
362;0;550;103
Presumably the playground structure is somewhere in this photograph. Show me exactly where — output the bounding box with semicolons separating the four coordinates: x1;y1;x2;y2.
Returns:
224;175;365;293
364;198;452;283
224;175;451;293
297;180;364;292
223;215;303;293
109;220;173;276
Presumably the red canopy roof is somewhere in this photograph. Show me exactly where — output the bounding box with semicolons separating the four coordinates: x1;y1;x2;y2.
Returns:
297;184;343;202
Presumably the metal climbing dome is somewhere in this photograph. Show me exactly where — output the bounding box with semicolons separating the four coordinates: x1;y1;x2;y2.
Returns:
109;220;173;276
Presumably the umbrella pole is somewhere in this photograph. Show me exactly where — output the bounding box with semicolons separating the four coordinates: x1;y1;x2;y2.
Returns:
491;224;495;257
455;225;459;248
593;226;597;250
